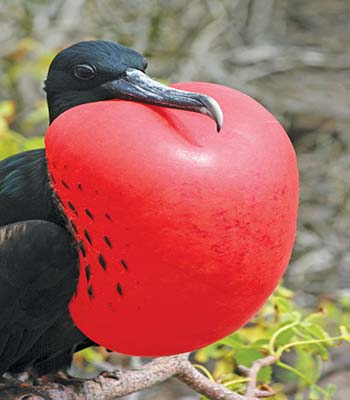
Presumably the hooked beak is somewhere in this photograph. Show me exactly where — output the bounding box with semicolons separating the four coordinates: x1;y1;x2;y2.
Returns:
101;68;223;132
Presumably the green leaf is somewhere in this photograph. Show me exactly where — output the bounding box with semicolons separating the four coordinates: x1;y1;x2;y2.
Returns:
248;339;270;349
257;365;272;384
288;322;332;360
274;325;296;347
79;347;105;362
274;296;293;313
218;333;243;349
301;322;332;342
295;349;321;386
340;325;350;342
235;348;262;367
195;343;225;363
309;385;321;400
325;384;336;400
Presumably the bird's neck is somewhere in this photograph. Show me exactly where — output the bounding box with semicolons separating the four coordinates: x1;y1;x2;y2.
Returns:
47;92;99;124
47;93;76;124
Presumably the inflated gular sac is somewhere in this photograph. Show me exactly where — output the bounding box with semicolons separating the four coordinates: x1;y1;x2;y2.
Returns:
45;82;299;356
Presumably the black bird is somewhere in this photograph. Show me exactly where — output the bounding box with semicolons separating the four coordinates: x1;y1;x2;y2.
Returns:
0;40;222;377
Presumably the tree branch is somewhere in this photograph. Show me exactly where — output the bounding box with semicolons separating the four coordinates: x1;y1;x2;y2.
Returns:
0;354;276;400
177;358;250;400
238;355;277;398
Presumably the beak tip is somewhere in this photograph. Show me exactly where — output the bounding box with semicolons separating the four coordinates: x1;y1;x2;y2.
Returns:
203;96;223;134
214;108;224;133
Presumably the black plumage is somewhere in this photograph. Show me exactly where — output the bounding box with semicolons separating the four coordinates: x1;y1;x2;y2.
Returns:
0;151;86;376
0;40;222;377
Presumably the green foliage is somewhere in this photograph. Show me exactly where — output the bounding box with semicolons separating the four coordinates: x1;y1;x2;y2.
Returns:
0;38;50;160
0;100;45;159
195;286;350;399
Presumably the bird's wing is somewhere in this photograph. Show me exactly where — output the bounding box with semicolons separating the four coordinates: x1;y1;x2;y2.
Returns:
0;149;59;226
0;220;78;375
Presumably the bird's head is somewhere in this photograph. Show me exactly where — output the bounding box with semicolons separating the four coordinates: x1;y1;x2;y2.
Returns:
44;40;223;130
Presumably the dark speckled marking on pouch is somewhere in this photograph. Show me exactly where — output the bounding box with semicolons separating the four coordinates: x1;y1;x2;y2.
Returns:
84;229;92;245
68;201;78;215
98;253;107;270
87;285;94;299
85;264;91;282
70;220;78;234
104;236;112;248
79;241;86;257
61;179;70;189
85;209;94;220
120;259;128;271
116;283;123;296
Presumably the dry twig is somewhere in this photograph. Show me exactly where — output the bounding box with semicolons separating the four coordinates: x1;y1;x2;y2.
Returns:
0;353;276;400
238;355;277;398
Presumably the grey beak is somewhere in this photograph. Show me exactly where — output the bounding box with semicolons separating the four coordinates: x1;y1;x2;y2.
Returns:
102;68;223;132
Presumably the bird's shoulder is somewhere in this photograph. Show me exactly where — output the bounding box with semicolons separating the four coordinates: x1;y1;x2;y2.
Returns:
0;149;60;226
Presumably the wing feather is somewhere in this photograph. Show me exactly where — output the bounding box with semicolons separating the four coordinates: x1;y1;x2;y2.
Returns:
0;220;78;375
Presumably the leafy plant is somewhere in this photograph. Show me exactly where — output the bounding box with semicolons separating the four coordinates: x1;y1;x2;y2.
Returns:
195;285;350;399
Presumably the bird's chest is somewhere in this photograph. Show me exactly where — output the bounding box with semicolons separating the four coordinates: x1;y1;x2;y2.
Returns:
45;89;298;357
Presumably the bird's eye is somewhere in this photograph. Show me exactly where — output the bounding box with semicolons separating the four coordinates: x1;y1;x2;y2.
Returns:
73;64;96;80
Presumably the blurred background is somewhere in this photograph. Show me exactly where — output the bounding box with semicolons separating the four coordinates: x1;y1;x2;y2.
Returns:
0;0;349;399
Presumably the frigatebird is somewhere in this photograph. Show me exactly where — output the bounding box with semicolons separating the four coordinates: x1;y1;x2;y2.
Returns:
0;40;222;377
